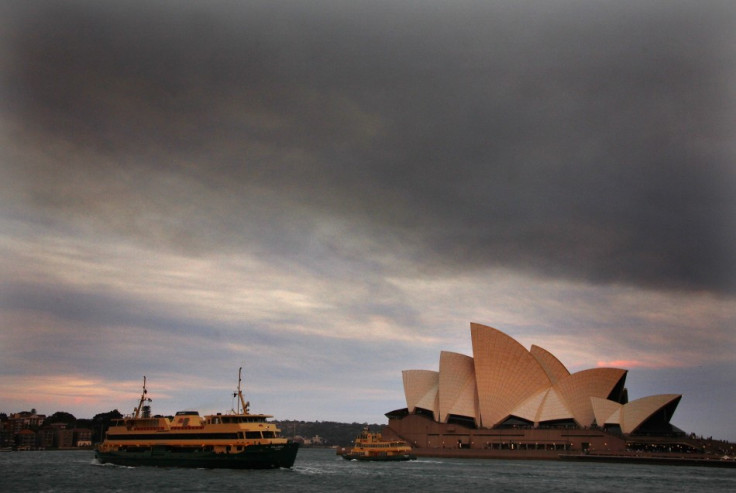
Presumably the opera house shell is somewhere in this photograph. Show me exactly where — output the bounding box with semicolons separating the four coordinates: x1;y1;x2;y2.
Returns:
384;323;691;459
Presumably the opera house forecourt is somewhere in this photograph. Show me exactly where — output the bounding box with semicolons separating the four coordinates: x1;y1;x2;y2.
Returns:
383;323;735;465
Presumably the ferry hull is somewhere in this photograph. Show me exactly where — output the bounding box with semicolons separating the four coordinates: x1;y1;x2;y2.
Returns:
95;443;299;469
342;453;416;462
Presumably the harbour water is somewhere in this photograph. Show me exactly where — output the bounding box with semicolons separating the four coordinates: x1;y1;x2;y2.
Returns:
2;448;735;492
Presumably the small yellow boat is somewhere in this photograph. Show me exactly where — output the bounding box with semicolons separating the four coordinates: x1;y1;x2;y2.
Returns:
339;427;416;461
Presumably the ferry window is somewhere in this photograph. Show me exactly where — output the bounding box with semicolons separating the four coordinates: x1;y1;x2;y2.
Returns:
262;431;275;438
246;432;261;439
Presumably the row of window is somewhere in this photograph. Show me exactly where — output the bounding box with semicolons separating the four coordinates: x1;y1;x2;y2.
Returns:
357;442;407;448
207;417;268;424
108;431;277;441
484;442;571;451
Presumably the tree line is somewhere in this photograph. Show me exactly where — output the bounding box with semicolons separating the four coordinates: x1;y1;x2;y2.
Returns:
2;411;381;447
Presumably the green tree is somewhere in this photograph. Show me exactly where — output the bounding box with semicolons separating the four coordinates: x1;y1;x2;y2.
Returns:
47;411;77;427
92;410;123;443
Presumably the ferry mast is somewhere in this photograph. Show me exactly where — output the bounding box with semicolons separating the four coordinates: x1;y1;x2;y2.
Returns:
133;376;151;419
235;367;250;415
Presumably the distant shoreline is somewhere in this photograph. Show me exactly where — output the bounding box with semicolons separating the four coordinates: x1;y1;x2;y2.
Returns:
409;447;736;468
3;447;94;452
559;453;736;468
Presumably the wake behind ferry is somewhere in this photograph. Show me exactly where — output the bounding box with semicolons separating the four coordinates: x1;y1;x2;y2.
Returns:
95;369;298;468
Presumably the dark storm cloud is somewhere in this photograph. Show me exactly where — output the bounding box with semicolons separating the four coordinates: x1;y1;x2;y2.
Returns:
4;0;735;292
0;281;221;338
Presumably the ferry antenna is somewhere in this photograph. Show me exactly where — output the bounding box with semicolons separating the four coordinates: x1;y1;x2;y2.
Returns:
133;376;149;419
236;367;250;414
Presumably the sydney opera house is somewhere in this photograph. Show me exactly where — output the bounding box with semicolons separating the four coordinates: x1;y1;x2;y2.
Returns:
382;323;714;460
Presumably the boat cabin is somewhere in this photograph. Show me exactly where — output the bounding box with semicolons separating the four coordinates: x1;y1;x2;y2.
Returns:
172;411;204;428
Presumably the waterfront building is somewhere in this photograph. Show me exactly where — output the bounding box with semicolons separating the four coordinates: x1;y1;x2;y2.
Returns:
7;411;46;434
15;429;36;451
73;428;93;448
384;323;692;458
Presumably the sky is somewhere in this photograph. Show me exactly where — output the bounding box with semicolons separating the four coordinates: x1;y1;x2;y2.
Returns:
1;1;734;441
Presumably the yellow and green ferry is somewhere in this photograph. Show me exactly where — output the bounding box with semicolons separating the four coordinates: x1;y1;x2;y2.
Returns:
339;427;416;461
95;370;298;469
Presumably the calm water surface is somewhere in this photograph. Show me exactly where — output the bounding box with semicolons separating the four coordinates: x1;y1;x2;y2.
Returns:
1;448;735;492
